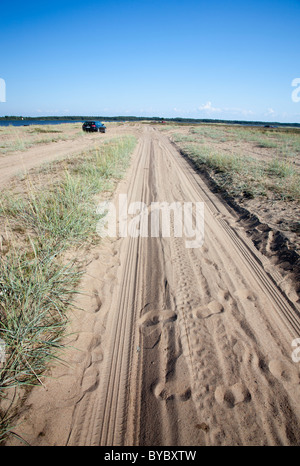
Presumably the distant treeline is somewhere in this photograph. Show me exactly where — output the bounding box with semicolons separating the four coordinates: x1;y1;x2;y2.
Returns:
0;115;299;127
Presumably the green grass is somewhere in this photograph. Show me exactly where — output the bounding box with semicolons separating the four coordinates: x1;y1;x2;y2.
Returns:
0;135;68;154
178;142;300;201
0;124;83;155
168;124;300;201
171;124;300;159
0;135;137;442
29;126;63;134
0;249;79;386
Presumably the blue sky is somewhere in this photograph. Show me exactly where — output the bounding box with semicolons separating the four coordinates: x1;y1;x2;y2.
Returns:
0;0;299;122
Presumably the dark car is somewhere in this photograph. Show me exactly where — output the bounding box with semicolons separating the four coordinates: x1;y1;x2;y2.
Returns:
82;121;106;133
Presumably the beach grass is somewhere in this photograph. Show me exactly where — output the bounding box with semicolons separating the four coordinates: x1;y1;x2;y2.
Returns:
170;125;300;201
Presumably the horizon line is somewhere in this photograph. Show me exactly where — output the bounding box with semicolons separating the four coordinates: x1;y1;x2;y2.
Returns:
0;115;300;126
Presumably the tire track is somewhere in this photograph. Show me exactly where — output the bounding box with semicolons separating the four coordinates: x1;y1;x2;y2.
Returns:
69;126;300;446
131;128;300;445
67;135;152;445
160;132;300;338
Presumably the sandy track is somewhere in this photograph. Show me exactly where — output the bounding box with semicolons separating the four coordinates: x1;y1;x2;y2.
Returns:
7;125;300;446
66;126;300;446
0;127;125;187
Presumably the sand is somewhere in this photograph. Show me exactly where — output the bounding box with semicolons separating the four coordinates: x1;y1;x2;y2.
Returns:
2;124;300;446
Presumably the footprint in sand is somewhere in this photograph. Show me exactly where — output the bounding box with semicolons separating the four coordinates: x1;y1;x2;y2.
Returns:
194;300;224;319
153;382;192;402
139;309;177;328
268;359;300;385
152;353;192;402
215;382;251;408
139;308;177;349
234;288;257;303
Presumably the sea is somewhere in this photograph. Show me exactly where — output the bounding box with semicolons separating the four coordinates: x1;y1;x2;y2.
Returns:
0;119;298;128
0;119;84;127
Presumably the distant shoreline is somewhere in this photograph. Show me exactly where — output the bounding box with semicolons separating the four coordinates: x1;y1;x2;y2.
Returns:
0;115;299;128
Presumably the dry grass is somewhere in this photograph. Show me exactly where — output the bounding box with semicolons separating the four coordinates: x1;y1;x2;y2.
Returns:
168;124;300;201
0;124;82;155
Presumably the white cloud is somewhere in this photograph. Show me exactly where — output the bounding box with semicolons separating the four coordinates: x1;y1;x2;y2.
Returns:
198;101;221;113
197;102;255;118
265;108;276;116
